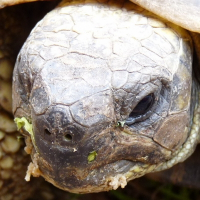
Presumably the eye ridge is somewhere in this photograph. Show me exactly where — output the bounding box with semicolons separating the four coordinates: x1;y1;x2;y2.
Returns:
129;93;154;118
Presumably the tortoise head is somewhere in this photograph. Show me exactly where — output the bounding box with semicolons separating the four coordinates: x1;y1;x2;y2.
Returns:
12;0;198;193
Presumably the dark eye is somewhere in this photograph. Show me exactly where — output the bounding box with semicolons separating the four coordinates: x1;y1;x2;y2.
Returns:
129;93;154;117
125;93;155;125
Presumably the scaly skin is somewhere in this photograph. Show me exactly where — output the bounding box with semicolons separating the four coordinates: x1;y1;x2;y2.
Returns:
12;0;200;194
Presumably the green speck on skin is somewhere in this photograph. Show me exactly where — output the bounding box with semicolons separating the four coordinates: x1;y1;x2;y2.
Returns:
14;117;33;136
116;121;125;127
88;151;97;163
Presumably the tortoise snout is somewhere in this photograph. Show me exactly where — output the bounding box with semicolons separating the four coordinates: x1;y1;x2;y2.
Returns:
32;105;86;146
31;89;116;158
31;101;117;186
29;89;117;189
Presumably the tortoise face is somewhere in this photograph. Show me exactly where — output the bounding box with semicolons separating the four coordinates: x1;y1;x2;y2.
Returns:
13;0;194;193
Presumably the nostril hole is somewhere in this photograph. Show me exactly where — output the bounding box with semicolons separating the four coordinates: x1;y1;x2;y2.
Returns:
44;129;51;136
64;134;72;141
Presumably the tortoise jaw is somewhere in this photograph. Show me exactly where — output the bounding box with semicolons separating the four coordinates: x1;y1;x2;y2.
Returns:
38;158;151;193
25;124;172;193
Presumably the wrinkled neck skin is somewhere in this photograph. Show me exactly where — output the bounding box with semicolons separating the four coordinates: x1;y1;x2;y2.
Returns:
12;0;200;193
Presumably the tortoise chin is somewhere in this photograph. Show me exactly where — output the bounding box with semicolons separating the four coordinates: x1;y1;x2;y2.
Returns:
12;0;198;193
37;159;149;193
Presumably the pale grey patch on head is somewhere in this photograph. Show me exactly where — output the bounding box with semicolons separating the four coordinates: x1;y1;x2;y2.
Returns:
70;90;115;127
112;71;129;89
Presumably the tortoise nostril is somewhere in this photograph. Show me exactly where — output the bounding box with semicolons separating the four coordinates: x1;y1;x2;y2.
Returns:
44;129;51;136
64;134;72;141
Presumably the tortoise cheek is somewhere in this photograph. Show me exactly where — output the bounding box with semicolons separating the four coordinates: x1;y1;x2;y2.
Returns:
153;112;189;151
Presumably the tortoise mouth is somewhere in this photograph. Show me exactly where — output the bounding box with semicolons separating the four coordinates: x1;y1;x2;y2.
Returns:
29;126;172;193
39;158;151;193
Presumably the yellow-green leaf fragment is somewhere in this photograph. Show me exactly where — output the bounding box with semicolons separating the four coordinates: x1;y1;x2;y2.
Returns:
15;118;25;130
116;121;125;127
14;117;33;136
14;117;38;152
88;151;97;163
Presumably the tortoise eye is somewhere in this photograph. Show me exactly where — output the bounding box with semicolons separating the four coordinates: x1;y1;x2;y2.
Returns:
129;93;154;117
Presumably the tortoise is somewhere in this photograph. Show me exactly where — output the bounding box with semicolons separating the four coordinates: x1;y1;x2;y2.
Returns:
0;0;200;199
